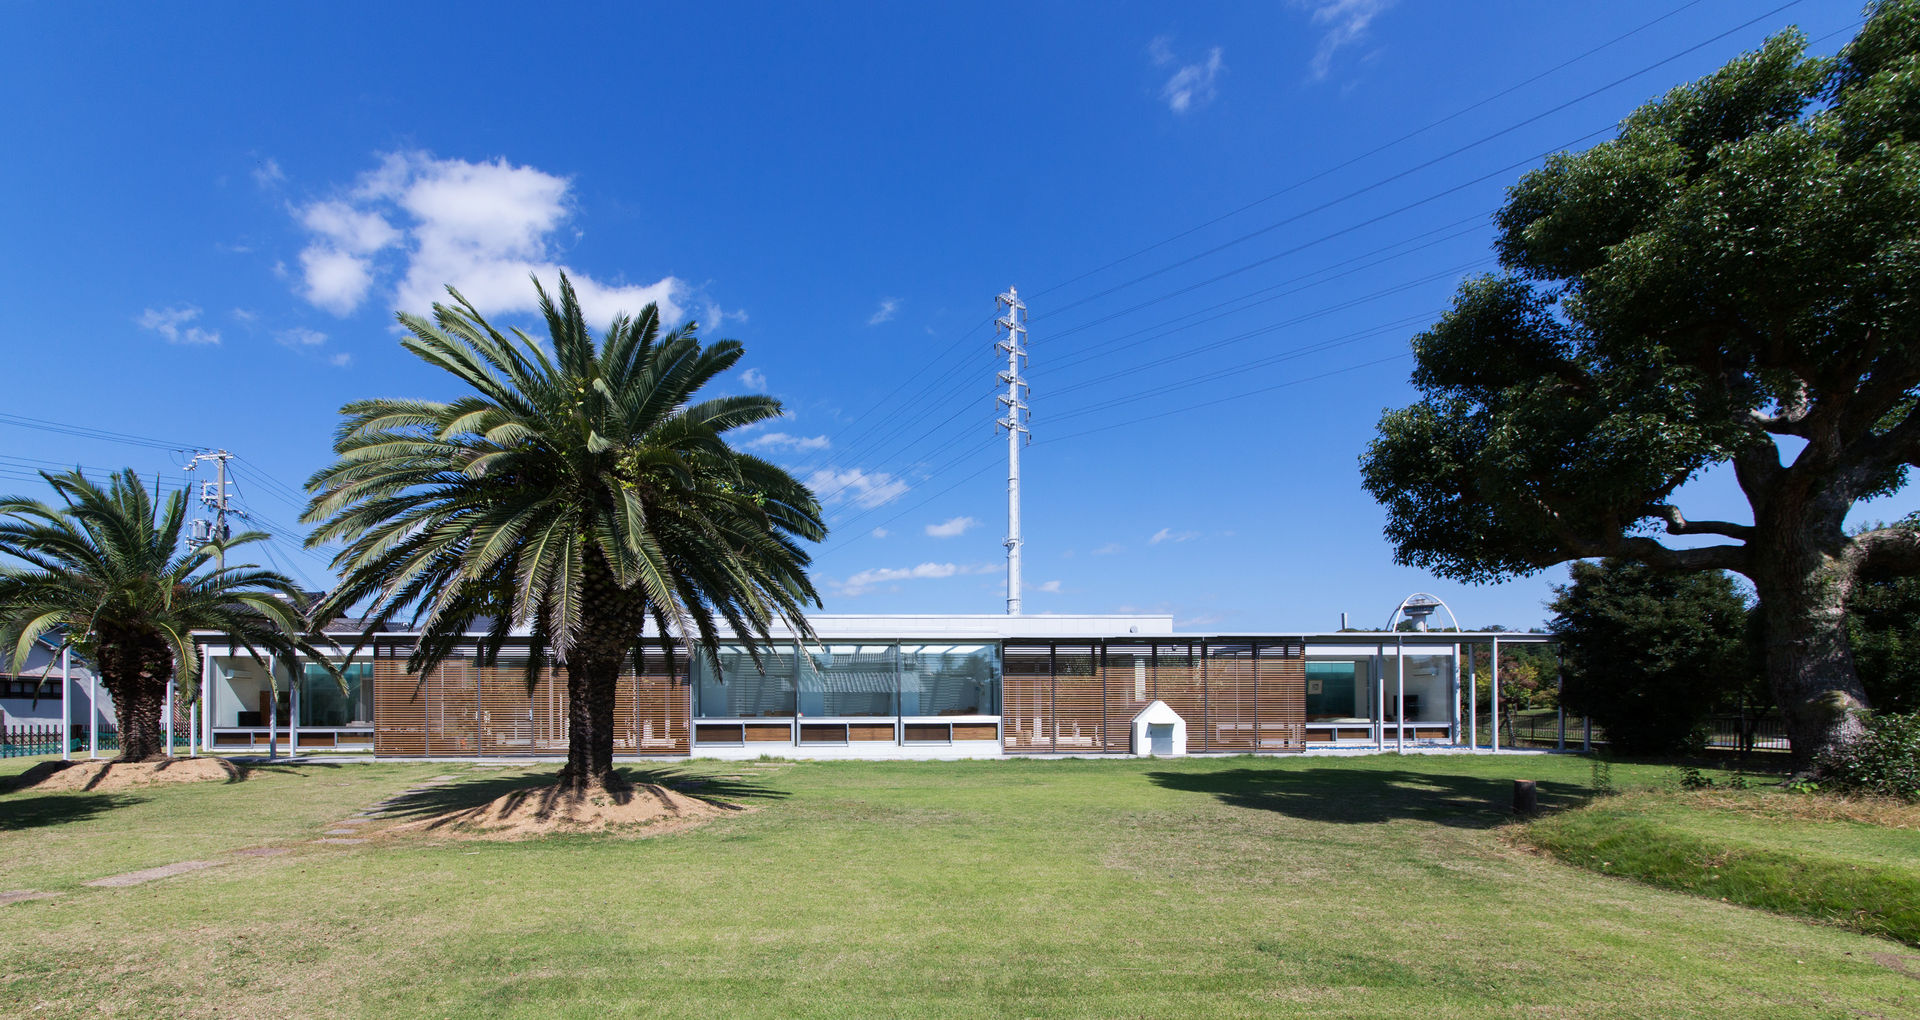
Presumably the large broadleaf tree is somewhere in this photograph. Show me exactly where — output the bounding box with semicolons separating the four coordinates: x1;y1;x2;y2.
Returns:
304;274;824;791
1361;3;1920;760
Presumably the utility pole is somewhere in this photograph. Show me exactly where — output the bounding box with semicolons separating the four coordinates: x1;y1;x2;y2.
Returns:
185;450;233;755
996;287;1030;616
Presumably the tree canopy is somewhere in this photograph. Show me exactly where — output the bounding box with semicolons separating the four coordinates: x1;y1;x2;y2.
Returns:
1360;2;1920;758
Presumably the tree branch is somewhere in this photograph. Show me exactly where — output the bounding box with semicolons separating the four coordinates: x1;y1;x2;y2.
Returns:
1559;534;1751;575
1651;504;1755;540
1846;525;1920;579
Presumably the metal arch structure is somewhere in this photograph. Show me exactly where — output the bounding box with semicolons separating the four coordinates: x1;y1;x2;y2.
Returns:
1384;592;1462;634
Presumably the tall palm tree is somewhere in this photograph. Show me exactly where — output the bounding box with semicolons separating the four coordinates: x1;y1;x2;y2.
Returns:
0;469;334;762
304;273;825;791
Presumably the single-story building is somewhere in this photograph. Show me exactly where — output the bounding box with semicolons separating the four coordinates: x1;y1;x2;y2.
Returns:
190;614;1554;759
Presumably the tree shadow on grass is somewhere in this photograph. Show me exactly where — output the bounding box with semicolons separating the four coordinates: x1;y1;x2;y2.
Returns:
370;764;788;822
1146;767;1588;828
0;792;144;830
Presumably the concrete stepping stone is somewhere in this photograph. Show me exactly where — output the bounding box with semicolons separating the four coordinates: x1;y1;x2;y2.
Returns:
331;818;369;827
322;828;360;835
313;837;366;845
229;847;291;858
0;890;59;905
84;860;220;887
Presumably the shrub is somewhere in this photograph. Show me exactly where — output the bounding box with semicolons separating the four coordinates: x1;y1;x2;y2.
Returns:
1813;712;1920;801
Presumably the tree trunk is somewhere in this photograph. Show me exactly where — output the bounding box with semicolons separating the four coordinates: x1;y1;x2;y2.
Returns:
1754;554;1871;765
556;550;650;792
94;630;174;762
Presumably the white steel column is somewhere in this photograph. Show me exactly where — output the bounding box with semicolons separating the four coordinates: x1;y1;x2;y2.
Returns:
289;674;299;757
87;667;98;759
266;653;278;760
163;679;175;758
1466;646;1476;751
201;652;214;751
59;647;70;761
995;287;1029;616
1489;636;1501;753
1374;642;1385;750
1395;633;1405;753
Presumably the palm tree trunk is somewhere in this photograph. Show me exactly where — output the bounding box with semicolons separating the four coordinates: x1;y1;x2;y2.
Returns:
557;551;649;792
96;632;173;762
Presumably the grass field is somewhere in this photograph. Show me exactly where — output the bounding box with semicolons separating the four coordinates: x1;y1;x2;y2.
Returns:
1523;785;1920;945
2;752;1916;1019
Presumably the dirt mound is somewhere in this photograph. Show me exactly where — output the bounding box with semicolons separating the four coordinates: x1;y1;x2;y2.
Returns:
390;779;728;840
10;757;245;793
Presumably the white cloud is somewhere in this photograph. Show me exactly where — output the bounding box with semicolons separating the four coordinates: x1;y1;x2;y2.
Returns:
739;368;768;392
871;528;890;539
276;326;327;348
1092;542;1125;555
329;352;353;368
1294;0;1394;80
252;158;285;189
806;467;909;509
925;515;979;538
1151;37;1224;113
835;561;996;596
231;308;259;323
742;431;829;453
1149;527;1201;545
1032;579;1063;594
868;298;899;325
704;301;746;333
137;306;220;346
288;151;686;325
299;247;377;316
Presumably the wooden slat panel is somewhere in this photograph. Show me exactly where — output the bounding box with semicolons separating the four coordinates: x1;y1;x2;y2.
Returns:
1151;643;1205;752
1001;644;1052;752
744;722;792;742
696;723;745;743
372;658;426;756
1204;644;1259;753
630;649;690;755
1256;643;1306;752
850;723;896;741
476;660;558;757
428;658;479;754
798;722;847;743
1052;645;1103;752
1102;644;1152;753
952;723;997;741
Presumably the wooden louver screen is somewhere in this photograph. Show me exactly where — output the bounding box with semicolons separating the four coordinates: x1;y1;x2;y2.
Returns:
1002;639;1306;755
370;646;691;757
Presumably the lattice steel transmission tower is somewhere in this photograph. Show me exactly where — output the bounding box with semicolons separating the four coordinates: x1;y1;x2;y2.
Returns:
996;286;1030;616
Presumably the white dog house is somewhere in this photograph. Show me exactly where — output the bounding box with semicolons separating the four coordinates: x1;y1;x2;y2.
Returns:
1130;700;1187;756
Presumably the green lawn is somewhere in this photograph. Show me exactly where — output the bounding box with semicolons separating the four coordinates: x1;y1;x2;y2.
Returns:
2;753;1915;1019
1523;785;1920;945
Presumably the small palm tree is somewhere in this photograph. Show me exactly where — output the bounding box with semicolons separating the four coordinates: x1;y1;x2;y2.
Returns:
0;469;332;762
304;273;825;791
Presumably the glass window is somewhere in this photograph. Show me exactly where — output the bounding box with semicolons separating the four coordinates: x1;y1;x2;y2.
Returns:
692;644;797;718
799;644;897;718
900;643;1000;717
298;662;373;726
1305;661;1359;720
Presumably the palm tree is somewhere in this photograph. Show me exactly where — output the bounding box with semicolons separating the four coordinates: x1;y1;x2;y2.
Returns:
0;469;333;762
303;273;825;792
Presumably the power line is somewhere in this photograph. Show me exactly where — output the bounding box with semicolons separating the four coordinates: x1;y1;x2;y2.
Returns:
1029;0;1812;315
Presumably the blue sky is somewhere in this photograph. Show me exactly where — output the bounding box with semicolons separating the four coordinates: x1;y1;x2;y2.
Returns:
0;0;1899;631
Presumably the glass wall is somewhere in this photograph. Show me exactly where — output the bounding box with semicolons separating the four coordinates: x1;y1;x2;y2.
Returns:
900;644;1000;716
1305;660;1362;720
692;642;1002;719
692;645;798;718
298;662;373;727
799;644;897;717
